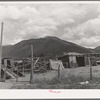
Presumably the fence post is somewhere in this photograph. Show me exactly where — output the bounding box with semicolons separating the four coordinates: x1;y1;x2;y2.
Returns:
16;66;18;82
30;45;34;84
3;65;7;82
23;62;25;75
89;57;92;81
58;64;60;79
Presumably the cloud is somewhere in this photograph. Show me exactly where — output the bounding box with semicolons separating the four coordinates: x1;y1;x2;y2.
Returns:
0;4;76;44
0;3;100;48
62;16;100;48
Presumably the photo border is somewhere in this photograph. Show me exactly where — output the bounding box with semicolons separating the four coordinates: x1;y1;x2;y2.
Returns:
0;0;100;99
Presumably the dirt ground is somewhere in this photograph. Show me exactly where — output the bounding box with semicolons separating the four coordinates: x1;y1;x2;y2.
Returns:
0;82;13;89
1;65;100;89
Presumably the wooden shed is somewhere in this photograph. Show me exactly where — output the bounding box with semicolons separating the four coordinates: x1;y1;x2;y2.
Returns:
2;58;14;68
58;52;86;68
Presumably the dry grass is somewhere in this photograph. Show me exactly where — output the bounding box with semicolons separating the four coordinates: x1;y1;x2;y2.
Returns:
11;74;92;89
11;65;100;89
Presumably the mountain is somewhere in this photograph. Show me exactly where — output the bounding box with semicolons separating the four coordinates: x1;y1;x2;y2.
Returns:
86;48;95;53
2;36;92;59
94;46;100;53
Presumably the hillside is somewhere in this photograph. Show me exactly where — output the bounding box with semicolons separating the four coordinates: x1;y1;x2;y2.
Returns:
2;36;91;59
94;46;100;53
86;48;95;53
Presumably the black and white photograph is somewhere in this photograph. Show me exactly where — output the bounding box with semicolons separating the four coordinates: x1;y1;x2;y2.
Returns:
1;1;100;89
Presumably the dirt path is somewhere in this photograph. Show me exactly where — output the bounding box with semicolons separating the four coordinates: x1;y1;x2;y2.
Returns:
0;82;13;89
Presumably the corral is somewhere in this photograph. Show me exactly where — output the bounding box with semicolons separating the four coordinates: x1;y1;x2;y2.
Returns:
1;52;100;89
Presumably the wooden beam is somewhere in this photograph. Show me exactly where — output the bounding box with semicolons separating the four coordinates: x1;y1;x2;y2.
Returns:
30;45;34;83
58;64;60;79
0;22;3;80
88;57;92;80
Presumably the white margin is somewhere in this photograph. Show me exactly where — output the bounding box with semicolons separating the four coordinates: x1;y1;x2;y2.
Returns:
0;1;100;99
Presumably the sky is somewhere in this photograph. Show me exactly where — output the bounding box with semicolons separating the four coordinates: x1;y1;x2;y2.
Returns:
1;2;100;48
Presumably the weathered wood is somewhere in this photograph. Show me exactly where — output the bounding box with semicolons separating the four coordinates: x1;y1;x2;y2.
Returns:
30;45;34;83
3;65;7;82
90;66;92;80
0;22;3;79
16;66;18;82
88;57;92;80
58;64;60;79
34;58;39;66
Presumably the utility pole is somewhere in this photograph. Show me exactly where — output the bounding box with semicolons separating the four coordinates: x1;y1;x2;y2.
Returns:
30;45;34;83
0;22;3;80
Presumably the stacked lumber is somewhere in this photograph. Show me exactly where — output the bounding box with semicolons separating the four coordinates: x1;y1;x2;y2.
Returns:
17;57;50;73
33;57;49;73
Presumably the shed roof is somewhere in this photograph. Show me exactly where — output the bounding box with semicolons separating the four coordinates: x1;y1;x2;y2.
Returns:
63;52;84;56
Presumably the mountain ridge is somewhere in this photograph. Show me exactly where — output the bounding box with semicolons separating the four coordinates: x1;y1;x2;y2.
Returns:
2;36;92;59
